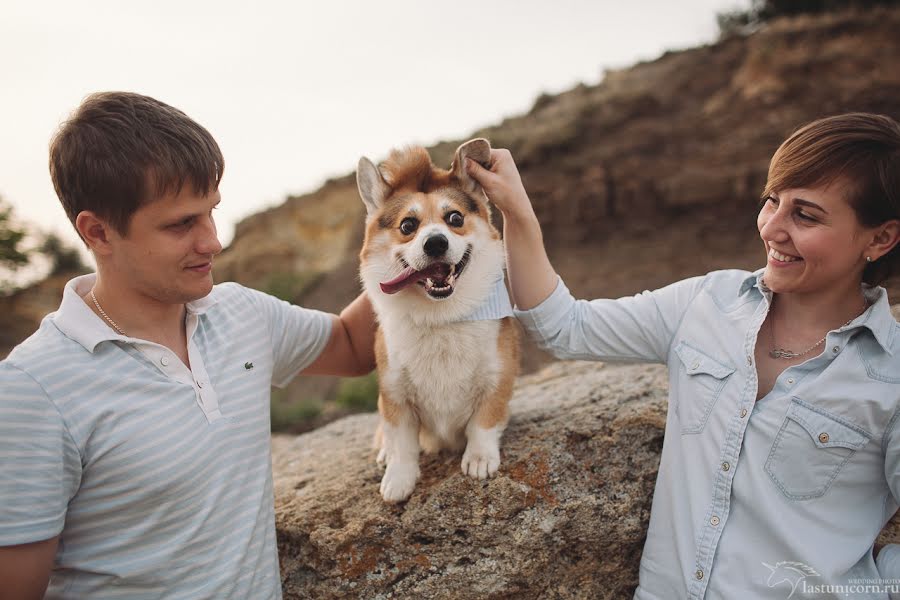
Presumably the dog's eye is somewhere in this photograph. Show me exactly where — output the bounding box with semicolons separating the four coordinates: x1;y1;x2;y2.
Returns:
446;211;464;228
399;218;419;236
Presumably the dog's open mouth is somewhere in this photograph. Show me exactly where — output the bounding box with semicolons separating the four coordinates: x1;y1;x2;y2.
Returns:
379;247;472;299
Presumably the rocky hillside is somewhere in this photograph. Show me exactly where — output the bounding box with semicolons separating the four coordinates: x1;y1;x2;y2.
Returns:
4;8;900;389
213;6;900;405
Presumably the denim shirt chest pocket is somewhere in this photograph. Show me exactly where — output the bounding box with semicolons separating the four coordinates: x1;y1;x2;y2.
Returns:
673;340;736;434
765;398;872;501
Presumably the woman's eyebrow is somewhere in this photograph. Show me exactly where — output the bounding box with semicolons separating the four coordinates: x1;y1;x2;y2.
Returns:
793;198;828;214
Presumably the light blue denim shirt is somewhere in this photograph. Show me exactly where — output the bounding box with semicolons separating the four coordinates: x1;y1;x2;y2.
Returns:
514;269;900;599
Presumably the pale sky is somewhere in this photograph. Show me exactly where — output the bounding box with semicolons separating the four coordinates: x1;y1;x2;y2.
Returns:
1;0;740;256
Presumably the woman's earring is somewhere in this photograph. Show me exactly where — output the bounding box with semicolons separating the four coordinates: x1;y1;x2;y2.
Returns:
866;256;873;262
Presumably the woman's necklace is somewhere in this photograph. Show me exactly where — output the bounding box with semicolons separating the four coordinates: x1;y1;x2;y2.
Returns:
768;297;867;360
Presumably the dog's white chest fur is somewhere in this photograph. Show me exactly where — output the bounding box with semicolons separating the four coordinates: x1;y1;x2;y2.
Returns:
380;318;501;444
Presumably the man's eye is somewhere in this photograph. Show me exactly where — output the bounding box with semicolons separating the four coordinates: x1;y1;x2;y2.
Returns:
446;211;464;227
170;218;192;230
399;218;418;235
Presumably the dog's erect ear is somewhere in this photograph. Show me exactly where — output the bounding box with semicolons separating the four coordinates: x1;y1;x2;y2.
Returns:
451;138;491;196
357;157;391;216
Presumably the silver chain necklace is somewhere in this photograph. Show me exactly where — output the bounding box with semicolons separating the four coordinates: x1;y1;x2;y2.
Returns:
768;300;865;360
90;289;126;336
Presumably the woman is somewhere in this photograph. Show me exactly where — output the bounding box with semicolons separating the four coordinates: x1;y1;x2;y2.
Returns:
466;113;900;599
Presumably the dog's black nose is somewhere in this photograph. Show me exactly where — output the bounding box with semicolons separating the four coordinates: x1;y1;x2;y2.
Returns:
423;234;449;257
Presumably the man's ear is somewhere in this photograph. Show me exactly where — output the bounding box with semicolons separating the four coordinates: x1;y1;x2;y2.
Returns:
868;219;900;262
357;157;391;217
450;138;491;196
75;211;114;256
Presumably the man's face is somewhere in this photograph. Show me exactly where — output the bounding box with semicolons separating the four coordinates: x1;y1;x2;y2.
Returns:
107;187;223;304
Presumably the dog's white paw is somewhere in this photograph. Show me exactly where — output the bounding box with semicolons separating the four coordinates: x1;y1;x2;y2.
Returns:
380;461;419;502
461;446;500;479
376;446;387;466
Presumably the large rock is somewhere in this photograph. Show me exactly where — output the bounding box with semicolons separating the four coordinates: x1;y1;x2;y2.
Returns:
271;358;900;599
272;362;668;599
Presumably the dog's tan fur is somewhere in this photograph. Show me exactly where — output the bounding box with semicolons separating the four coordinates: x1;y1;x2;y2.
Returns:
357;139;520;502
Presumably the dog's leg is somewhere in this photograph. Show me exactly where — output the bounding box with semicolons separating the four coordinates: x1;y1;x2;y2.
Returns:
462;387;511;479
374;420;386;466
461;415;506;480
462;339;517;479
418;427;442;455
379;394;421;502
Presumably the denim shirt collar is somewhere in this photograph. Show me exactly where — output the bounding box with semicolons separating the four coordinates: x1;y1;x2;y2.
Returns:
52;273;218;353
739;268;895;355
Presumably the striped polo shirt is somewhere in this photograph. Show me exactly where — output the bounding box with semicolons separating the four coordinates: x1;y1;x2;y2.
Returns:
0;274;332;599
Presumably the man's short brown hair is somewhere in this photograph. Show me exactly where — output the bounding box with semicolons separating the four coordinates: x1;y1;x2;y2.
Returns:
764;113;900;286
49;91;224;239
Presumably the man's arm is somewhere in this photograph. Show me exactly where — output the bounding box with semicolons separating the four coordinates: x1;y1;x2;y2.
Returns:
302;293;377;377
0;536;58;600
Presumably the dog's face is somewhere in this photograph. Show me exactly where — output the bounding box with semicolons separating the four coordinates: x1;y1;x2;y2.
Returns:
358;139;504;324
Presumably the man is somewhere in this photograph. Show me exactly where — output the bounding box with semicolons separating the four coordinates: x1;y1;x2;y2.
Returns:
0;91;376;599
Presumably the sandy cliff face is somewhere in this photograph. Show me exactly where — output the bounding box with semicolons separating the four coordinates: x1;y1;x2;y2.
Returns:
214;7;900;403
5;8;900;374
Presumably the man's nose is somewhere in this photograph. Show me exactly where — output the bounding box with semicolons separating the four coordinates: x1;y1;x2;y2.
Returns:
197;217;222;256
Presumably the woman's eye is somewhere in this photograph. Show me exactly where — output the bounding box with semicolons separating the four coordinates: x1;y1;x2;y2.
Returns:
446;211;464;227
798;211;816;222
399;218;418;235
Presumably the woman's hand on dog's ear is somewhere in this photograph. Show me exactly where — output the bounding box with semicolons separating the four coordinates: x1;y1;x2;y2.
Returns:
465;149;535;221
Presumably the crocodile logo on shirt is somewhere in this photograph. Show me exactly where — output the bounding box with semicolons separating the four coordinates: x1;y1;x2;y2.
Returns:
244;362;254;370
762;561;820;598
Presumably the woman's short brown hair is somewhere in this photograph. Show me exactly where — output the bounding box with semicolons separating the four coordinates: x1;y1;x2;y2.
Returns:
763;112;900;286
49;91;224;239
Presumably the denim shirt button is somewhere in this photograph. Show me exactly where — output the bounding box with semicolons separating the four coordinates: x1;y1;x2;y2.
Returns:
832;346;840;353
740;408;748;418
818;432;830;443
721;462;730;471
695;569;704;580
710;516;720;526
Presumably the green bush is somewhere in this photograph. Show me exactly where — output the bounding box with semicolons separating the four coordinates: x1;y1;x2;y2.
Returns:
270;387;322;432
263;271;323;302
718;0;900;36
335;373;379;412
0;199;29;272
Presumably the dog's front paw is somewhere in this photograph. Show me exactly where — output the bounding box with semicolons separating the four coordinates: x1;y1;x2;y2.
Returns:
461;446;500;479
380;461;419;502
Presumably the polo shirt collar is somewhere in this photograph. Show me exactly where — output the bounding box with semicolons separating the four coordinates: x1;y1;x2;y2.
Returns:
52;273;218;353
738;268;894;355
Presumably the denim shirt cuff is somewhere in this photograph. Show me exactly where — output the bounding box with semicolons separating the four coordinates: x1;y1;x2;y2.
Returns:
513;276;576;343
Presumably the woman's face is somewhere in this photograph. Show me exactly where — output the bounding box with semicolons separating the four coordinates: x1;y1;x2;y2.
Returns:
756;180;873;296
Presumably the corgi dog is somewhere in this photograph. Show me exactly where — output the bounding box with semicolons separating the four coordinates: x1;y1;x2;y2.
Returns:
357;139;520;503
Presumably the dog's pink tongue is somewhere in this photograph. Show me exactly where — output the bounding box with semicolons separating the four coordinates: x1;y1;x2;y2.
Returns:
380;264;447;295
380;267;423;295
